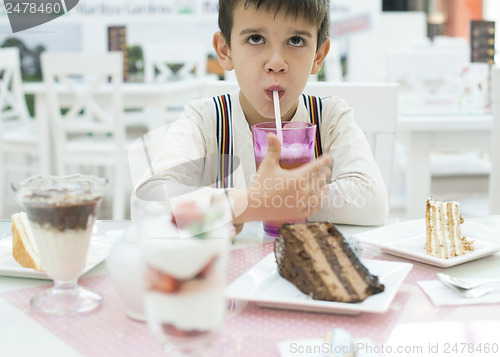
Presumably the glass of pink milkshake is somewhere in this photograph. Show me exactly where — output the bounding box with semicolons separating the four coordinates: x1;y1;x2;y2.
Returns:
251;122;317;237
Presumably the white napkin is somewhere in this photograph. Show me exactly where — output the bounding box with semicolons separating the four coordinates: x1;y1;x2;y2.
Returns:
418;280;500;306
277;338;378;357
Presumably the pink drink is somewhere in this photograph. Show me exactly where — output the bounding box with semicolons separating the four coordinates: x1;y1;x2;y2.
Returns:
251;122;316;237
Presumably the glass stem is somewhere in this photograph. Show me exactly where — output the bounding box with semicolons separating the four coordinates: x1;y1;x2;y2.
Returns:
53;280;79;293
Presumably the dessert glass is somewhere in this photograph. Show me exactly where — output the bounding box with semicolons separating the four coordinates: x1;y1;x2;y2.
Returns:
12;174;107;315
251;122;316;237
140;197;231;355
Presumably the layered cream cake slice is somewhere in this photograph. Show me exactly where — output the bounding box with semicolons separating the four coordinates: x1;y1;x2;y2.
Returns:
275;222;384;303
425;198;475;259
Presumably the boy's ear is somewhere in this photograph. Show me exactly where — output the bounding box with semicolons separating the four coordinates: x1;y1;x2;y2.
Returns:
311;38;331;75
213;32;234;71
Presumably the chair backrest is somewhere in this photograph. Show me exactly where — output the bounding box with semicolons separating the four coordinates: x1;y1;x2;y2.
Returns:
489;66;500;214
202;80;239;97
304;82;398;195
201;80;399;196
143;43;208;83
0;47;30;123
386;45;469;111
41;52;124;170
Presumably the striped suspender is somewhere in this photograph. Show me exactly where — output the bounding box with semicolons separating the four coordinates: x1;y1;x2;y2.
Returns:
302;94;323;158
214;94;233;189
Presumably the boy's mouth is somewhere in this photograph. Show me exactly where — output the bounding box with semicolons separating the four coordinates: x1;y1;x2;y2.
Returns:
265;88;284;101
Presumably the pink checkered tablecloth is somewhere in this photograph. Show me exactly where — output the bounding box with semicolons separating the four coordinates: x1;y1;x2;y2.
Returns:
0;242;435;357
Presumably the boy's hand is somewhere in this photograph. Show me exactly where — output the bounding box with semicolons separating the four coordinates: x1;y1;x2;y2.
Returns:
241;133;332;223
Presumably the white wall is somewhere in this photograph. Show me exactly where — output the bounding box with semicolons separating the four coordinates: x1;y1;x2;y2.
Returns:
0;0;219;55
331;0;384;82
381;11;427;51
380;11;428;80
0;0;390;82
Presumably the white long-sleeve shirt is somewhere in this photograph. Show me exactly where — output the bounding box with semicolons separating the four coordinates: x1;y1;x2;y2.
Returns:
136;90;389;226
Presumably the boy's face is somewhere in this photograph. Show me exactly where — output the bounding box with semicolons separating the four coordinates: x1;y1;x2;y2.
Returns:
214;3;329;124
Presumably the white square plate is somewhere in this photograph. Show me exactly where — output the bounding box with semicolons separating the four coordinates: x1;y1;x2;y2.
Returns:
0;235;112;280
354;219;500;268
225;253;412;315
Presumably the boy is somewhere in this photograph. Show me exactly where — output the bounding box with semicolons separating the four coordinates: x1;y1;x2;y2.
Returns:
136;0;388;227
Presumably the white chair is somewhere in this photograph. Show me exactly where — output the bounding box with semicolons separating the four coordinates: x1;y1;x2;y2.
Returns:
489;67;500;214
386;45;469;111
0;47;50;218
201;80;399;200
41;52;128;220
202;80;238;98
143;43;209;83
304;82;399;197
142;43;217;124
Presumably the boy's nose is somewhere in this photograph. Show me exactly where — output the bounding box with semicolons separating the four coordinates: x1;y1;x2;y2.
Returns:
265;49;288;73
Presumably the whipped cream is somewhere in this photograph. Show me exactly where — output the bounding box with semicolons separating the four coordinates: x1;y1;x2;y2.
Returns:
142;236;228;279
142;228;229;332
145;283;226;331
30;223;92;281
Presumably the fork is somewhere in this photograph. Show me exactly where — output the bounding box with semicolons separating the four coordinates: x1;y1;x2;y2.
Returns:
437;273;500;290
437;273;500;298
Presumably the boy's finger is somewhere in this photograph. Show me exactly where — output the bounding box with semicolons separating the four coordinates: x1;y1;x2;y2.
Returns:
312;167;332;187
263;133;281;166
297;162;332;185
302;186;328;216
304;176;329;198
296;155;332;176
313;154;333;170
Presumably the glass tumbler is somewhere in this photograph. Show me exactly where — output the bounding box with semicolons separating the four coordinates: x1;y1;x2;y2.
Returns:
251;121;316;237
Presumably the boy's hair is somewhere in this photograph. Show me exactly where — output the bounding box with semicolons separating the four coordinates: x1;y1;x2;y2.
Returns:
218;0;330;50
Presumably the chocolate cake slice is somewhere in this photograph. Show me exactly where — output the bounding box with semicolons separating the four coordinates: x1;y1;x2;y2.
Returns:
275;222;384;303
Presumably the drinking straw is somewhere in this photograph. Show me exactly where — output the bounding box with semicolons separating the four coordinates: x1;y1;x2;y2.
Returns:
273;91;283;143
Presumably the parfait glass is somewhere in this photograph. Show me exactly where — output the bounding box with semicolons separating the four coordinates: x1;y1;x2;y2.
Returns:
140;196;231;356
12;174;107;315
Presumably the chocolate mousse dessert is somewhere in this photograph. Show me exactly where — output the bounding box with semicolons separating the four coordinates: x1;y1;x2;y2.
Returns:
19;184;105;282
23;188;102;231
276;222;384;303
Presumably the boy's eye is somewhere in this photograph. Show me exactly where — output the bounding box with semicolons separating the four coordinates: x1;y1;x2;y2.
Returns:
288;36;305;47
247;34;264;45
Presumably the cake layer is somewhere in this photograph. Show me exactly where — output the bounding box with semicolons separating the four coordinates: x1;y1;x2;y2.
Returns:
425;198;474;259
275;222;384;303
11;212;42;271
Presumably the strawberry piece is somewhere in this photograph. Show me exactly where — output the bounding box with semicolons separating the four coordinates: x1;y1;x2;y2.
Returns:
195;255;218;279
171;201;204;229
162;323;209;338
146;266;179;293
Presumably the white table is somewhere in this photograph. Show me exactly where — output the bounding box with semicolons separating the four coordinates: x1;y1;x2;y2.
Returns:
0;220;378;357
398;111;492;217
23;79;207;132
1;217;500;356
